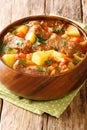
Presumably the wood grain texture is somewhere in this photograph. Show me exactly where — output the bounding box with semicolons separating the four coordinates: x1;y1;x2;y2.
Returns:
0;0;87;130
82;0;87;23
46;0;82;22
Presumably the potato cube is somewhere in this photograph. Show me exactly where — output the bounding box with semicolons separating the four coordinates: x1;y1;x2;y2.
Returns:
32;51;50;65
17;25;28;34
25;32;36;43
2;54;16;67
66;25;80;36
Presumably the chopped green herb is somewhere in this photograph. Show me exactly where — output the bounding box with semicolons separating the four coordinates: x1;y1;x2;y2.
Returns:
55;66;61;70
51;28;66;34
15;40;23;46
12;29;17;34
51;28;61;33
7;47;13;51
61;41;68;46
32;34;48;48
0;42;6;53
45;60;53;66
43;40;48;44
74;59;80;65
37;66;47;72
37;34;43;42
37;34;48;44
61;28;66;32
54;45;59;51
19;58;26;66
32;42;41;48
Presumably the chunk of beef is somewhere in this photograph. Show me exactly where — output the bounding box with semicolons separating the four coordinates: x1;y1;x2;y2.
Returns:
27;24;50;40
4;32;32;53
13;61;48;76
47;33;81;57
59;41;81;57
28;21;40;27
47;33;61;49
25;66;48;76
13;60;25;72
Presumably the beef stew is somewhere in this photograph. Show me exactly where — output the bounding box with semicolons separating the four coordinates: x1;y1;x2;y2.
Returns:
0;20;87;76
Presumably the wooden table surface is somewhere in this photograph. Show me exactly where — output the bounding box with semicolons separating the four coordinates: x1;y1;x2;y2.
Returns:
0;0;87;130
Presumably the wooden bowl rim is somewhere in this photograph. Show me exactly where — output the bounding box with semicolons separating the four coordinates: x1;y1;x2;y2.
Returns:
0;15;87;78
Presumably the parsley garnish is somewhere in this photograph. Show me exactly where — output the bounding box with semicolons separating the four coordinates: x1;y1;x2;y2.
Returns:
32;34;48;48
54;45;59;51
0;42;6;53
51;28;66;33
74;59;80;65
55;66;61;70
15;40;23;46
37;34;43;42
0;43;14;54
61;41;68;46
12;29;17;34
32;42;41;48
36;66;47;72
7;47;13;51
45;60;53;66
19;58;26;66
37;34;48;44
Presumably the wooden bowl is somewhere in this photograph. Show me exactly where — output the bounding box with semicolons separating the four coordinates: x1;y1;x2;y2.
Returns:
0;15;87;100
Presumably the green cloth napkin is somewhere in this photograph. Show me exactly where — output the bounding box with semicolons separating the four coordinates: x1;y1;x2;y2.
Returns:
0;22;87;118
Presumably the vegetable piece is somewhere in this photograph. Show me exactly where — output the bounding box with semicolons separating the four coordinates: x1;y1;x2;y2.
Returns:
18;53;26;58
54;45;59;51
32;34;48;48
73;53;83;61
12;29;17;34
16;25;28;34
51;50;72;62
51;28;66;33
80;40;87;46
55;66;61;70
2;54;16;67
50;69;56;76
45;60;53;66
61;41;68;46
52;63;58;67
36;34;48;44
15;53;26;60
15;32;25;38
0;42;6;53
74;59;80;64
42;25;48;31
26;54;34;65
19;58;26;66
25;32;36;43
5;48;18;54
36;66;47;72
32;51;50;65
68;62;75;69
12;25;28;38
69;37;80;44
61;33;69;39
66;25;80;36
